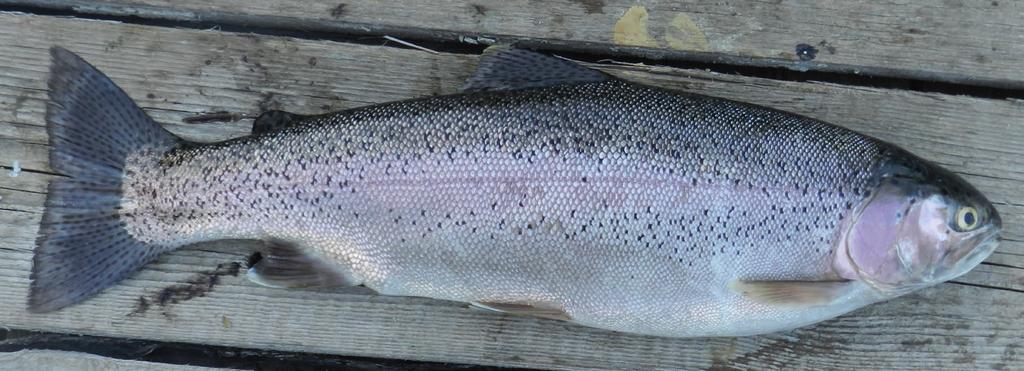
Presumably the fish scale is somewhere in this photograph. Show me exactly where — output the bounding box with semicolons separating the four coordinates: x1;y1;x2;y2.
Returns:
30;47;1000;338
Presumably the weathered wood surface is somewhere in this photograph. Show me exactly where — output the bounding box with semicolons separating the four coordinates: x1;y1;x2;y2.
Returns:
0;350;228;371
0;11;1021;370
5;0;1024;89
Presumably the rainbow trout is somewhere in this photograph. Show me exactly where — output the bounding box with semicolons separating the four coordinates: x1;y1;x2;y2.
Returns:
30;47;1001;337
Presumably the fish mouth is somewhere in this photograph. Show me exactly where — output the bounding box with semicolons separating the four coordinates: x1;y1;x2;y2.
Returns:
935;227;1001;282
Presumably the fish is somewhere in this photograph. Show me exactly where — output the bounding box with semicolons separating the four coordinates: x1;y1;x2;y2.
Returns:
29;46;1001;338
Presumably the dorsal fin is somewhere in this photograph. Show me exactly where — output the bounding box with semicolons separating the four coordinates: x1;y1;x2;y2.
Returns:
460;46;609;92
251;110;308;135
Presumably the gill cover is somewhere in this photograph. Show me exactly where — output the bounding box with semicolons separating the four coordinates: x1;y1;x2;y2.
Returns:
842;149;1001;292
844;179;921;289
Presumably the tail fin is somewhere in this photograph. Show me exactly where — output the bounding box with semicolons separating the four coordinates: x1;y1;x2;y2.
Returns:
29;47;182;312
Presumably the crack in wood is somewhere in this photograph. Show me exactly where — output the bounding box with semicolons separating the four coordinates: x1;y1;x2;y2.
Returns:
981;261;1024;271
0;166;66;178
0;207;38;214
948;280;1024;294
0;186;45;195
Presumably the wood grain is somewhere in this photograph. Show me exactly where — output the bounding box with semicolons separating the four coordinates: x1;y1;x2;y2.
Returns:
5;0;1024;89
0;12;1021;370
0;350;228;371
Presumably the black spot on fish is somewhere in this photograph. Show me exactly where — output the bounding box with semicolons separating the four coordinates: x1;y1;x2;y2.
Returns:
795;43;818;61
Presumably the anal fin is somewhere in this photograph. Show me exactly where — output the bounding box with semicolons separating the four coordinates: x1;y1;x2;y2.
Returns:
470;301;572;321
730;280;853;308
247;239;359;289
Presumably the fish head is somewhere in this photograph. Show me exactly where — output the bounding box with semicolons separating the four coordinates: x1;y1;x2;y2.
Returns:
837;150;1001;294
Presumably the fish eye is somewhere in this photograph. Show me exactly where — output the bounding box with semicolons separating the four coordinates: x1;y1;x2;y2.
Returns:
955;206;979;231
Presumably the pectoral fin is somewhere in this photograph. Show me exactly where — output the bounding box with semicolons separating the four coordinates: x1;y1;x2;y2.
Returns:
470;301;572;321
247;239;361;289
730;280;853;308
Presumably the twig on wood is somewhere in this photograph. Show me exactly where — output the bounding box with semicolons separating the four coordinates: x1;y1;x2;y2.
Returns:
383;35;439;54
182;111;254;124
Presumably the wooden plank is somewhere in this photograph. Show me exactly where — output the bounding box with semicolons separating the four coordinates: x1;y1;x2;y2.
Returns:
5;0;1024;89
0;350;228;371
0;12;1021;370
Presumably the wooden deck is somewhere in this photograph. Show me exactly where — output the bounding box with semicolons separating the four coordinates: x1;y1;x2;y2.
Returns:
0;1;1021;369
